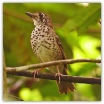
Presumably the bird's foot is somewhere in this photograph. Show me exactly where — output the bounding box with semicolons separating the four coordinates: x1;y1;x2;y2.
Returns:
33;68;44;81
55;73;62;84
33;69;40;81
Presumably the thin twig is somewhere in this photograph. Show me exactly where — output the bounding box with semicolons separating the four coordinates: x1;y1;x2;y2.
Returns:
3;51;8;100
6;59;101;71
7;69;101;85
3;7;31;22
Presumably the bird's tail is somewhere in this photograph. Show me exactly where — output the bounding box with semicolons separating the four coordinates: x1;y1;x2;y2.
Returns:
56;81;75;94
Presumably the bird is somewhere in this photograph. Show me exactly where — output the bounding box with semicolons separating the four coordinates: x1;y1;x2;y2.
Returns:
25;12;76;94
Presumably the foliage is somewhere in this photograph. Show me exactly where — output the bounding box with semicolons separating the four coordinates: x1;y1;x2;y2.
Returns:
3;3;101;101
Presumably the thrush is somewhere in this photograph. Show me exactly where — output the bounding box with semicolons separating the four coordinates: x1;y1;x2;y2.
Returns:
25;12;76;94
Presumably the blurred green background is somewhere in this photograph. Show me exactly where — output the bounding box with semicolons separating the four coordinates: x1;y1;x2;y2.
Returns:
3;3;101;101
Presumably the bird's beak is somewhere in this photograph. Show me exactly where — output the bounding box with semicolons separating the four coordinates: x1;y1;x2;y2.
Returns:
25;12;34;18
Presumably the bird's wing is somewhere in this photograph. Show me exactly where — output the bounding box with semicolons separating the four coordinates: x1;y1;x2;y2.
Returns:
55;35;68;71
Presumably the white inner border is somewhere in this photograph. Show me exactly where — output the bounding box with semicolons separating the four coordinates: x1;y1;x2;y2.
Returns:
0;0;103;104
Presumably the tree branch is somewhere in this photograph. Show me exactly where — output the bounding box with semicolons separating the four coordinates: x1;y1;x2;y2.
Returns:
6;59;101;71
7;69;101;85
6;59;101;84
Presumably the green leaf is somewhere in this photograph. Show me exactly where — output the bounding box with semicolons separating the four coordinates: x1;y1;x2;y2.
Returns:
63;3;101;34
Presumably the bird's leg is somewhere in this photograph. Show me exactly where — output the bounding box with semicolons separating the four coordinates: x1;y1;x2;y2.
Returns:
55;66;62;84
33;68;45;81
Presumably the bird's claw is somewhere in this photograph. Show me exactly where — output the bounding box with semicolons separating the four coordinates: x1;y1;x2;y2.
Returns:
33;68;45;81
33;70;40;82
55;73;62;84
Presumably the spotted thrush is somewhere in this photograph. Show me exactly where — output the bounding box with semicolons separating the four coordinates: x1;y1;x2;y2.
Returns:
25;12;75;94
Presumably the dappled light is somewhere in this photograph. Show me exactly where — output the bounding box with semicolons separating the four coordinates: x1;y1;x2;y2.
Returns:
3;3;101;101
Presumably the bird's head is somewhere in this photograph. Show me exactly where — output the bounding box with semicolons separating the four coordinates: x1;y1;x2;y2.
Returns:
25;12;52;26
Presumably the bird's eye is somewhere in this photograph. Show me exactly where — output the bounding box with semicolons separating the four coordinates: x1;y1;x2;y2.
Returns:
39;13;43;18
39;13;44;22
